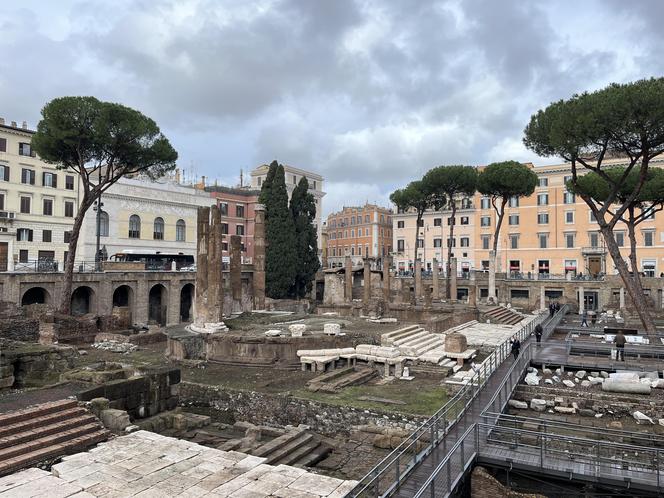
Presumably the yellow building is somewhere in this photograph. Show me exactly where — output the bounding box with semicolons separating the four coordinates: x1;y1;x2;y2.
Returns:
0;120;80;271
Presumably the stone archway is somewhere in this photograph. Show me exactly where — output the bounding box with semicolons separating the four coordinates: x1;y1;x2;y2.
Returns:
21;287;51;306
180;283;194;323
112;285;134;327
148;284;168;326
71;286;96;316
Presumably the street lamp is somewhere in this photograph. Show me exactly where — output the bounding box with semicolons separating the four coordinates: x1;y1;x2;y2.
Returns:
93;169;105;272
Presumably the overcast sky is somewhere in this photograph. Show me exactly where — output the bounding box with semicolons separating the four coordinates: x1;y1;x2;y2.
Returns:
2;0;662;216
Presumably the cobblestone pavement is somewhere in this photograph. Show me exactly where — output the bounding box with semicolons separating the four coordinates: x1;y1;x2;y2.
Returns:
0;431;357;497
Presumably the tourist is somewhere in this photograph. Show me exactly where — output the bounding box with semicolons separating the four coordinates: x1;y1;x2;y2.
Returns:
581;309;589;327
614;330;627;362
549;302;555;317
510;336;521;360
534;324;543;345
555;302;560;313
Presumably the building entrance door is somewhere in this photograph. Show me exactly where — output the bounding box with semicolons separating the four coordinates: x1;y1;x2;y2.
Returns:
584;291;599;311
588;257;602;276
0;242;7;271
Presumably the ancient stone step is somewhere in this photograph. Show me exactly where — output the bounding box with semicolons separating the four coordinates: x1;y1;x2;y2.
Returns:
393;330;428;346
253;429;306;458
0;423;103;461
0;399;78;427
264;432;315;465
0;429;109;477
382;325;422;346
321;368;376;392
0;407;90;438
0;414;98;450
278;439;321;466
295;442;333;468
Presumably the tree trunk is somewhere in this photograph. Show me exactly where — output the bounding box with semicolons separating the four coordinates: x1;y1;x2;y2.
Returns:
488;198;507;303
446;202;456;298
626;208;644;294
59;194;93;315
601;225;656;334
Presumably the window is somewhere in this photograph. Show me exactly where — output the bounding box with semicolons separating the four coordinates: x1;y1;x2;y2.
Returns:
565;233;575;248
42;172;57;188
417;219;424;227
510;234;519;249
18;143;34;157
397;240;405;251
538;178;548;187
365;228;369;236
537;213;549;224
480;197;490;209
644;231;654;247
461;198;472;209
564;175;573;184
460;237;470;247
480;216;491;227
350;216;355;225
176;219;186;241
351;246;355;256
152;217;165;240
481;261;490;271
351;229;355;238
565;211;574;224
538;233;548;249
221;223;229;235
20;196;30;214
537;193;548;206
0;165;8;182
538;259;550;274
446;237;456;247
65;175;75;190
460;216;469;225
508;196;519;207
236;205;245;218
508;214;519;225
589;232;599;247
642;205;655;221
257;177;262;186
313;180;317;189
0;193;4;210
99;212;109;237
0;138;5;152
643;260;657;277
236;225;245;236
42;230;52;243
417;239;424;248
19;250;28;263
292;175;297;185
433;218;442;227
481;235;491;250
433;238;442;248
564;192;575;204
64;201;74;218
17;228;33;241
21;168;35;185
564;260;577;274
64;231;71;243
379;214;384;223
222;242;228;251
616;231;625;247
128;215;141;238
218;202;228;216
511;289;530;299
589;211;597;222
42;198;53;216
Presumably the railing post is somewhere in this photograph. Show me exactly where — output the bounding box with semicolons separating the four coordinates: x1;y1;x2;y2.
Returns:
657;449;660;490
596;440;601;478
373;469;379;498
395;454;400;487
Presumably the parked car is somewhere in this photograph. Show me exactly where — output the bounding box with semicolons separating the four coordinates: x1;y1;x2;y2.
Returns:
180;264;197;272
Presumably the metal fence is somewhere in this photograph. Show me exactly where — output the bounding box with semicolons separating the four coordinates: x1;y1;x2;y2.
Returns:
348;312;546;497
13;259;60;272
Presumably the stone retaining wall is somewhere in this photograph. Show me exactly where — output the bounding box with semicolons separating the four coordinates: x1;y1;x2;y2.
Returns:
179;381;425;436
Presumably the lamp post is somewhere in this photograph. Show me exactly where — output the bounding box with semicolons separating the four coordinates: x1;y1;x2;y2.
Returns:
93;169;104;271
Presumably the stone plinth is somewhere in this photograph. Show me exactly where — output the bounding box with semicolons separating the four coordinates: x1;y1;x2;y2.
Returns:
289;324;307;337
324;323;341;336
445;332;468;353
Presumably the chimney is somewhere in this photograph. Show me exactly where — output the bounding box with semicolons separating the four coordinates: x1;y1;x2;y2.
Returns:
21;121;27;129
10;121;17;128
201;175;206;187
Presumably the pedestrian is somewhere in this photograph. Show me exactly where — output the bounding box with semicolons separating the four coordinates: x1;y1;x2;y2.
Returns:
549;302;555;317
534;323;543;344
614;329;627;362
510;336;521;360
555;302;560;313
581;309;588;327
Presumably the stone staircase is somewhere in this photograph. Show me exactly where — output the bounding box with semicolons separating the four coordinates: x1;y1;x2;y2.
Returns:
484;306;525;326
306;366;377;393
0;399;110;476
252;429;332;468
381;325;447;364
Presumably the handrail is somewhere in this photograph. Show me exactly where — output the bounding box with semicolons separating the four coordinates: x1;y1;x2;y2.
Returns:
541;304;569;341
348;312;546;497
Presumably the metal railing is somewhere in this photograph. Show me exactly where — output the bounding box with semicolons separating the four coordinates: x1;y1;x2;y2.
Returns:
348;313;546;497
541;304;569;341
507;272;605;281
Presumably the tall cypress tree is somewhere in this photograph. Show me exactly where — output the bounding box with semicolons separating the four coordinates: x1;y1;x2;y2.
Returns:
290;177;320;298
261;162;297;298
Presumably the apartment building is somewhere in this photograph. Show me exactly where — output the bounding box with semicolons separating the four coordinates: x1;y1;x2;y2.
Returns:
0;120;80;271
392;197;476;274
326;204;393;267
473;157;664;278
250;163;325;249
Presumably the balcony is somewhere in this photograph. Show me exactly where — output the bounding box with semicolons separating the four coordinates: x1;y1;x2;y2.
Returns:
582;246;607;255
0;211;16;220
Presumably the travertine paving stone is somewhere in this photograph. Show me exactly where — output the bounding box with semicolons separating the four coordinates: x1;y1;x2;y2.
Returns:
0;431;357;497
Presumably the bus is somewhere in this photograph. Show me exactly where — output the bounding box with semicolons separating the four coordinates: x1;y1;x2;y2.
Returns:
109;251;194;271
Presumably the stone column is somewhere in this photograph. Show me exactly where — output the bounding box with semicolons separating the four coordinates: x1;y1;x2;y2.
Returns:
230;235;242;302
167;280;180;326
415;259;422;300
579;286;585;313
469;285;477;306
253;204;266;310
345;256;353;302
363;258;371;305
432;258;439;300
619;287;625;310
383;256;391;303
488;250;496;304
540;286;546;310
135;278;149;325
194;207;210;325
450;257;458;302
209;206;224;323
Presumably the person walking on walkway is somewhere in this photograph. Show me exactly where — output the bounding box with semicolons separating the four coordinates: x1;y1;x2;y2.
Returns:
581;309;589;327
510;336;521;360
614;329;627;362
549;302;555;317
534;324;543;345
555;302;560;313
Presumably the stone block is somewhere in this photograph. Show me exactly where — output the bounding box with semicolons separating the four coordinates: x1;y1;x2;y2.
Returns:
323;323;341;336
100;408;131;431
562;379;575;388
575;370;586;379
508;400;528;409
633;411;654;424
579;409;595;417
530;399;546;412
445;333;467;353
89;397;110;417
289;324;307;337
554;406;575;414
265;330;282;337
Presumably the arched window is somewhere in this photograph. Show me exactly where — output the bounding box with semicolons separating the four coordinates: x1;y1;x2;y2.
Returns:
153;217;164;240
99;211;109;237
128;215;141;239
176;219;186;242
